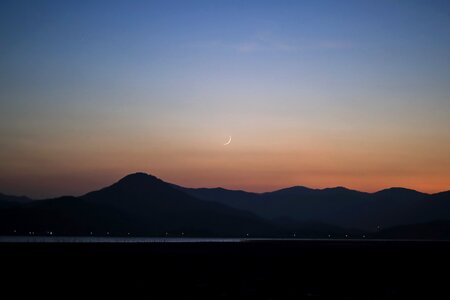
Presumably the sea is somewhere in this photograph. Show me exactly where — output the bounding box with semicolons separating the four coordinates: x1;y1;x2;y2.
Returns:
0;236;446;243
0;236;246;243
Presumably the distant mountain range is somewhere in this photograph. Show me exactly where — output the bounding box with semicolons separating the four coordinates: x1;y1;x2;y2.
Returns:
177;185;450;231
1;172;449;238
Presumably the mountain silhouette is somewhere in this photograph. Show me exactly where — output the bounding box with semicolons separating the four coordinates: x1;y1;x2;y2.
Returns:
0;196;139;235
81;172;273;235
0;173;276;236
0;193;32;208
376;220;450;239
0;172;449;237
180;185;450;230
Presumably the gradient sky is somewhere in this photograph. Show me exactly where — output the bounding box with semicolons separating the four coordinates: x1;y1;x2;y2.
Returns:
1;0;450;198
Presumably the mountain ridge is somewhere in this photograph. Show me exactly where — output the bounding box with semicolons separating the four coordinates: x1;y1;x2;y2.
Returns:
1;172;449;236
3;174;448;201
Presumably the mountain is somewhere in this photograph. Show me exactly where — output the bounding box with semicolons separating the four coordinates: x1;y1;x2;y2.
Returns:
0;193;32;208
258;186;372;228
80;173;273;236
0;173;275;237
173;185;260;212
0;196;138;235
376;220;450;239
180;186;372;229
180;185;450;231
0;172;449;237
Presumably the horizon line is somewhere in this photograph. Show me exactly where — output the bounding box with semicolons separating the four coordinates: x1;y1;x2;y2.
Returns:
3;171;449;200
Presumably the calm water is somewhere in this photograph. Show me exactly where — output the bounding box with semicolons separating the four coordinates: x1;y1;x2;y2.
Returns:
0;236;247;243
0;236;446;243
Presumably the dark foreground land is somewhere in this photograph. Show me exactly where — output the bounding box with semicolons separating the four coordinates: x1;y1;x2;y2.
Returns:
1;240;449;299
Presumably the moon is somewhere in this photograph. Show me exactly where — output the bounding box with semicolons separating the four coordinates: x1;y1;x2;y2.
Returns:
224;136;232;146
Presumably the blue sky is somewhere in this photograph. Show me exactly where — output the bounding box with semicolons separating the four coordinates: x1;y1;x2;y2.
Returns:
1;1;450;197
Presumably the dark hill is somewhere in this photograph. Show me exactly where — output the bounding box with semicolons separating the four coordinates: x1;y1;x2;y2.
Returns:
1;172;449;237
376;220;450;239
181;185;450;231
0;193;32;208
0;196;139;235
174;185;260;212
0;173;274;237
81;172;272;236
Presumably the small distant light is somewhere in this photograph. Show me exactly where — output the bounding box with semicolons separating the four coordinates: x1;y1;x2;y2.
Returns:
127;232;130;235
106;232;110;235
345;234;348;238
90;232;93;235
328;235;331;238
28;232;31;235
49;232;53;235
363;235;366;238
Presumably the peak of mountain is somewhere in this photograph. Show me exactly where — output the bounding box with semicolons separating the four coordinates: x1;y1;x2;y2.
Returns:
267;186;313;194
115;172;162;187
79;172;274;236
320;186;369;196
265;186;368;197
83;172;186;208
374;187;426;197
0;172;275;236
322;186;354;192
261;185;368;202
183;186;255;194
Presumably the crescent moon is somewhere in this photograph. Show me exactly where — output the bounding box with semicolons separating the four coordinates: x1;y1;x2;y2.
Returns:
224;136;232;146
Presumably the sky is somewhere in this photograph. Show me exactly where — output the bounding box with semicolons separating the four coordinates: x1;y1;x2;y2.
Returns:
1;0;450;198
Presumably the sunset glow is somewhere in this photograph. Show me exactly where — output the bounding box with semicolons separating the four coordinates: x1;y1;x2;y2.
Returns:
1;1;449;198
